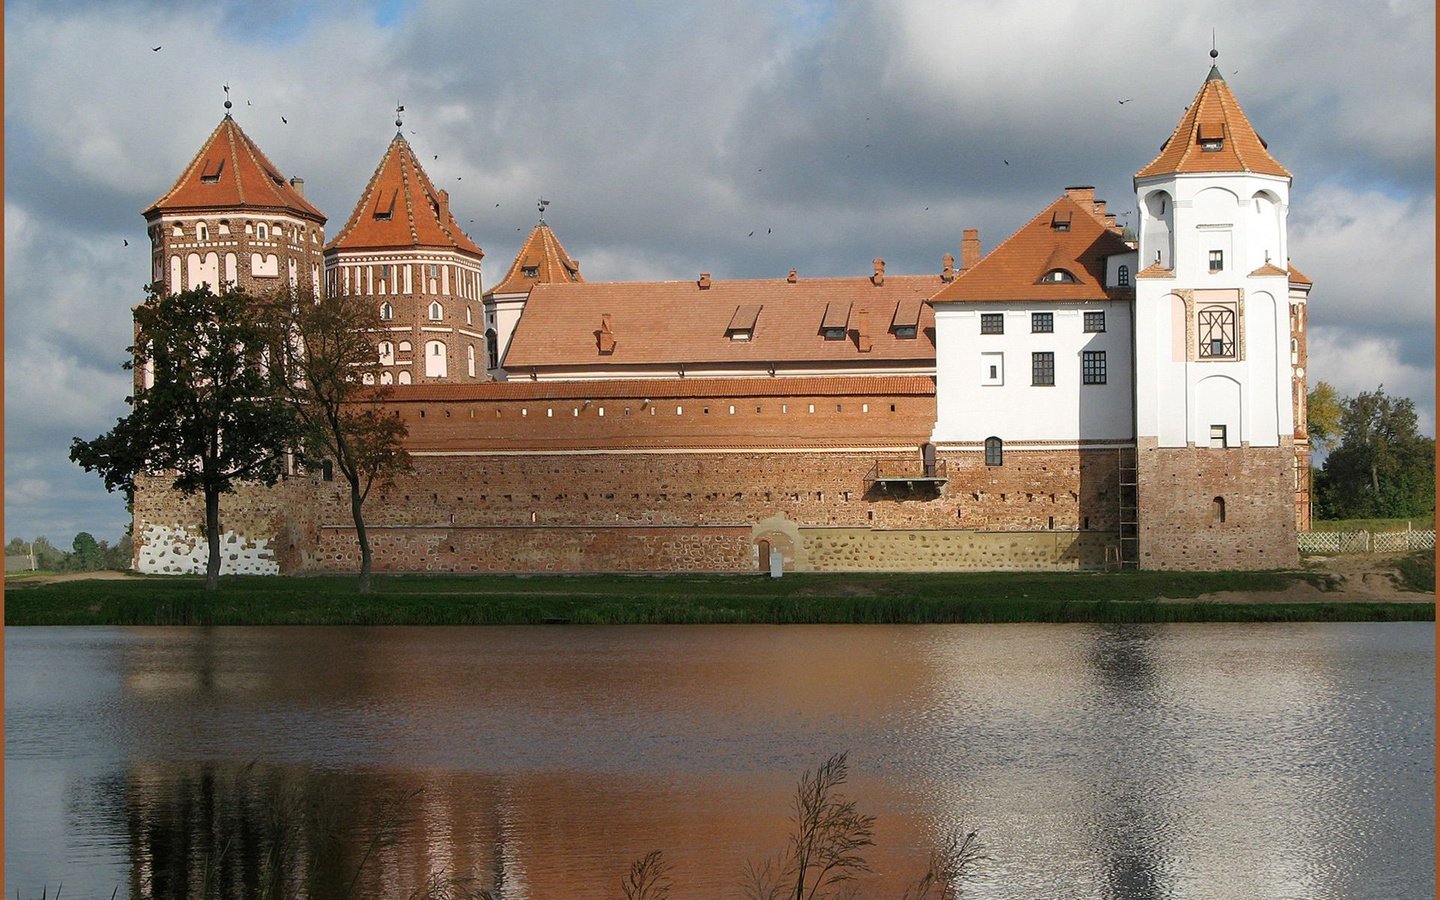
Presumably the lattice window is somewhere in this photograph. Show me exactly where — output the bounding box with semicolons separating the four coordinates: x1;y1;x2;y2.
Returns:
1032;352;1054;386
1198;306;1236;358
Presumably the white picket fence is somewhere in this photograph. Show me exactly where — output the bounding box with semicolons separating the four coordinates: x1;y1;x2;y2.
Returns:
1299;528;1435;554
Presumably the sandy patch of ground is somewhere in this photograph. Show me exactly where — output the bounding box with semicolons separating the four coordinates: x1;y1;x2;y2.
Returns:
5;570;134;588
1179;554;1435;605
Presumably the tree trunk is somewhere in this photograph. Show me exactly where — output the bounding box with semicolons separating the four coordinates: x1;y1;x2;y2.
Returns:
204;486;221;592
350;478;372;594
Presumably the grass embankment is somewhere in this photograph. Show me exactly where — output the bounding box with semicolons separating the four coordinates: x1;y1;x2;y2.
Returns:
1396;551;1436;593
5;569;1432;626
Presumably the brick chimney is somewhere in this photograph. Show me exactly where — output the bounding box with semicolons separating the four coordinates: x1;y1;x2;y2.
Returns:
871;258;885;287
960;229;981;271
787;268;798;283
698;272;711;289
1064;185;1095;206
437;189;450;223
941;252;956;282
855;308;872;352
288;176;305;197
597;313;616;354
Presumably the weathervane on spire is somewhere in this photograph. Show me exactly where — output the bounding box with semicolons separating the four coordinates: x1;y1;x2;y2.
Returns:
395;101;405;131
223;83;232;114
537;197;550;224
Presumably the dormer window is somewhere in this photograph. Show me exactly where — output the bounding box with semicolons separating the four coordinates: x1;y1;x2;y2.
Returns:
200;158;224;183
822;327;845;341
522;266;539;278
373;189;397;221
893;325;918;340
1198;121;1224;152
1050;210;1072;232
1042;269;1077;284
820;302;851;341
726;304;761;341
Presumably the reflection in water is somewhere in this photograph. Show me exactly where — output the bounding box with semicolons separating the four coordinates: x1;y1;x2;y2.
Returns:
5;624;1434;899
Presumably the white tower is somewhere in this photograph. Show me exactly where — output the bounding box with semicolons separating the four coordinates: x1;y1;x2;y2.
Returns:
1131;55;1303;569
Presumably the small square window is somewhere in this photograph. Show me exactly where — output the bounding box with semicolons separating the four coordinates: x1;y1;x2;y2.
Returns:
1209;250;1224;272
1031;312;1053;333
1084;311;1106;333
980;313;1004;335
1210;425;1228;448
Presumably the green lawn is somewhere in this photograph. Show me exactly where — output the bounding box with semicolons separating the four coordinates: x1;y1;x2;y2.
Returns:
5;569;1431;626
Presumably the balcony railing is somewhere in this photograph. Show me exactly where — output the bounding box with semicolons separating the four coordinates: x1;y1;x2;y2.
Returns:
864;458;947;493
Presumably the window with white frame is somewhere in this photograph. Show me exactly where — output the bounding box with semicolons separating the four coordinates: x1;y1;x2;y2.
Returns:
428;301;443;320
1198;306;1236;358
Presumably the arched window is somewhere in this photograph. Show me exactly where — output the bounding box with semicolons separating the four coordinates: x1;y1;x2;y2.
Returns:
425;340;447;377
378;341;394;365
398;370;412;385
984;436;1003;466
428;301;443;321
466;305;473;326
197;223;209;241
485;329;499;370
256;223;268;240
467;344;476;377
380;301;394;321
380;371;393;385
1117;264;1130;287
1198;306;1236;358
1041;269;1076;284
398;340;412;354
1212;496;1226;524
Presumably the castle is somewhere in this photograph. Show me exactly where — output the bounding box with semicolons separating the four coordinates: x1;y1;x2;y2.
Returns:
131;62;1311;575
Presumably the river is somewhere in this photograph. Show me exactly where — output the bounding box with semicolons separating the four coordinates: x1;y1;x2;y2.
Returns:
5;623;1433;898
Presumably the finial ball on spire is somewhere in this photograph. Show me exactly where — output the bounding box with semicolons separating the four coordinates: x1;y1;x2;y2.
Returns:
224;100;232;110
1210;48;1219;59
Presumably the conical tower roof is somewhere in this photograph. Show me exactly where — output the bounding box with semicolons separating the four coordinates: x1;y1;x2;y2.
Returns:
1135;66;1290;181
144;114;325;222
326;134;482;258
487;221;582;295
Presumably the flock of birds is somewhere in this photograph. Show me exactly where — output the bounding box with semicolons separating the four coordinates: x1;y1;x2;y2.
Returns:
133;45;1234;250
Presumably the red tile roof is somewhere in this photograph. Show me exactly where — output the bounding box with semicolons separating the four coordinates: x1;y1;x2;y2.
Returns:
326;134;482;258
502;274;942;369
1135;68;1290;180
144;115;325;222
930;195;1133;303
1249;262;1288;277
487;223;582;295
1287;263;1313;286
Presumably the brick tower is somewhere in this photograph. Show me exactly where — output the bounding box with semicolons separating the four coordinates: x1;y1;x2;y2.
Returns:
1131;54;1305;569
143;109;326;298
324;129;485;384
482;212;582;378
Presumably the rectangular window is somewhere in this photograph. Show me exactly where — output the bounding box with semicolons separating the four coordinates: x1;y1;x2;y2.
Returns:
893;325;918;339
981;352;1004;386
1084;311;1106;333
980;313;1004;334
1210;424;1227;448
1031;312;1053;333
1032;352;1054;386
1209;250;1224;272
1082;350;1107;384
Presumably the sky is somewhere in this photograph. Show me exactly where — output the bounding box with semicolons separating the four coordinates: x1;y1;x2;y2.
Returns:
4;0;1435;545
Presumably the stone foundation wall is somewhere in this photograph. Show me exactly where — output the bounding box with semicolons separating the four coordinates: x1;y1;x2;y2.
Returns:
1135;439;1300;570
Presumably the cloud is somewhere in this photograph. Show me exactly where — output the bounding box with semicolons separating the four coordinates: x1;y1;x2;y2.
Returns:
1307;329;1435;437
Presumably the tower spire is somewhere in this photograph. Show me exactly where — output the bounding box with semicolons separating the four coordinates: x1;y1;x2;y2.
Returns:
537;197;550;225
394;101;405;133
223;83;232;116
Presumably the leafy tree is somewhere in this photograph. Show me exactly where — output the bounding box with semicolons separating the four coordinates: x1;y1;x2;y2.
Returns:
69;531;102;571
1315;386;1435;520
30;536;67;571
71;285;300;591
264;289;410;593
1306;381;1343;453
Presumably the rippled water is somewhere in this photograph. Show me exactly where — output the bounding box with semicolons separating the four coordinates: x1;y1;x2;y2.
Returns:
6;623;1434;898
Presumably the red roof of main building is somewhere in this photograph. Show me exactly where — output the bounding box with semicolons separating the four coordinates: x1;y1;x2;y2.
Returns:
487;222;583;295
1135;67;1290;180
326;134;483;258
930;194;1132;303
144;115;325;222
502;272;942;369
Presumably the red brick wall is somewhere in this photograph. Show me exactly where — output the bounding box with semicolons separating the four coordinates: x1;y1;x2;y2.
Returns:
1135;439;1299;570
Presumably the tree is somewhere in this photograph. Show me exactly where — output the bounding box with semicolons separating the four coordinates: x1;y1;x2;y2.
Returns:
1314;386;1435;520
1306;381;1343;453
71;285;300;591
69;532;102;571
265;289;410;593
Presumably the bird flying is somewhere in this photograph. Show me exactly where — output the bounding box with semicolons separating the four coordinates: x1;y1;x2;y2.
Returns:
281;116;287;124
151;45;161;51
1118;98;1133;104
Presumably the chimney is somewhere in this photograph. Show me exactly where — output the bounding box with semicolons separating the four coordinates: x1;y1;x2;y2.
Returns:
1064;185;1095;206
698;272;711;289
569;258;580;272
961;229;981;270
787;268;798;283
941;252;956;282
288;176;305;197
597;313;616;354
855;308;872;352
871;258;885;287
437;189;450;222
